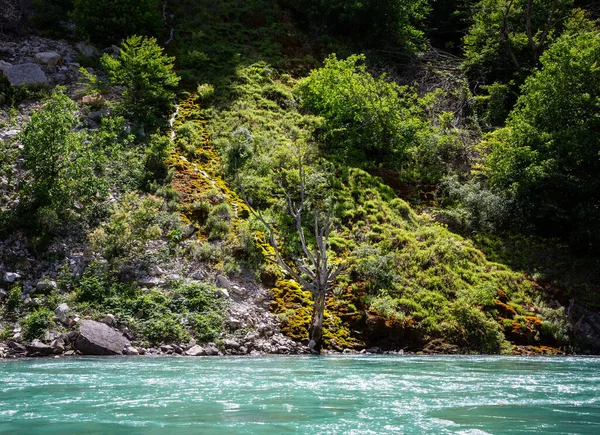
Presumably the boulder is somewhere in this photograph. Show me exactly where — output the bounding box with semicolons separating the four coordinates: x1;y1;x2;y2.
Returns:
223;339;240;349
185;345;206;356
3;272;21;283
50;338;65;354
216;275;232;289
124;346;139;356
244;331;259;342
73;320;130;355
0;60;12;72
4;63;49;87
55;303;70;325
100;314;115;326
26;339;53;357
204;343;220;356
35;279;57;294
35;52;62;67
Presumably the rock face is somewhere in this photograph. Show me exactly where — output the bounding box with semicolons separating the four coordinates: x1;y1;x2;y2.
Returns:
74;320;130;355
4;63;48;87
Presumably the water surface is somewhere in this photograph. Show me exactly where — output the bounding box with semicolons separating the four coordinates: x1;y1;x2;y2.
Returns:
1;355;599;434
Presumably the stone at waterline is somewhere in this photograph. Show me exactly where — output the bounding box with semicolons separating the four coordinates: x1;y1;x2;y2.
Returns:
204;343;220;356
73;320;130;355
4;63;49;87
185;345;206;356
25;340;53;357
50;338;65;354
124;346;139;356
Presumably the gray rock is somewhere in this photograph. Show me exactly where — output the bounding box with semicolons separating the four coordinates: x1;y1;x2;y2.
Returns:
185;345;206;356
3;272;21;283
50;338;65;354
4;63;49;87
223;339;240;349
149;265;164;276
216;275;232;289
35;52;62;67
217;288;230;298
0;289;8;300
101;314;115;326
55;303;70;325
257;323;274;337
26;339;53;356
138;277;161;288
230;285;246;296
0;60;12;72
227;318;242;329
244;331;260;342
73;320;130;355
35;279;57;293
0;129;20;141
124;345;139;356
204;343;220;356
160;344;173;353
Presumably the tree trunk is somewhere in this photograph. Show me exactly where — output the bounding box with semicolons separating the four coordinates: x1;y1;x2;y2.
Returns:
309;291;326;353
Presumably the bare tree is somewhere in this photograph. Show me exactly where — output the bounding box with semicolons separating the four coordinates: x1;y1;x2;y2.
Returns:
245;156;344;353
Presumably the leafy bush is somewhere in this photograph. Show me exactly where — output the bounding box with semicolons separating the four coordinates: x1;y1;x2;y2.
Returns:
72;0;162;46
101;36;180;128
296;54;425;168
23;308;54;340
4;287;22;314
89;193;170;267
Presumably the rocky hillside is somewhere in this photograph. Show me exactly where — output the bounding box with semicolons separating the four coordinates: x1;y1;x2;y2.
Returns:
1;0;599;358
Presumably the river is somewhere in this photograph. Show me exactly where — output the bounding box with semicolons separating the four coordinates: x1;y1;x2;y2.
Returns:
1;355;599;434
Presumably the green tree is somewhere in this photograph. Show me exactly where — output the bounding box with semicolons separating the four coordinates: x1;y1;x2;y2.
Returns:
101;35;180;129
72;0;161;46
464;0;576;84
19;89;101;231
296;54;426;168
483;28;600;251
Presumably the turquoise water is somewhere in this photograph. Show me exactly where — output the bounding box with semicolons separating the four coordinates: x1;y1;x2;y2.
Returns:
1;356;599;434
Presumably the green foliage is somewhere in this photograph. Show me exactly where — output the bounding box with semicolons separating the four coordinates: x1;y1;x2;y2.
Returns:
72;0;161;46
89;193;173;267
296;54;424;168
482;29;600;251
4;287;22;314
17;88;104;234
463;0;575;84
23;308;54;341
101;36;180;128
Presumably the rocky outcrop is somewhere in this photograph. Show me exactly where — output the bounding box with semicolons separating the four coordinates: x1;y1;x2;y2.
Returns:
4;63;49;87
73;320;130;355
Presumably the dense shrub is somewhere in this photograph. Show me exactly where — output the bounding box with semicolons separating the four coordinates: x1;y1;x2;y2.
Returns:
296;54;426;168
101;36;180;128
23;308;54;340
